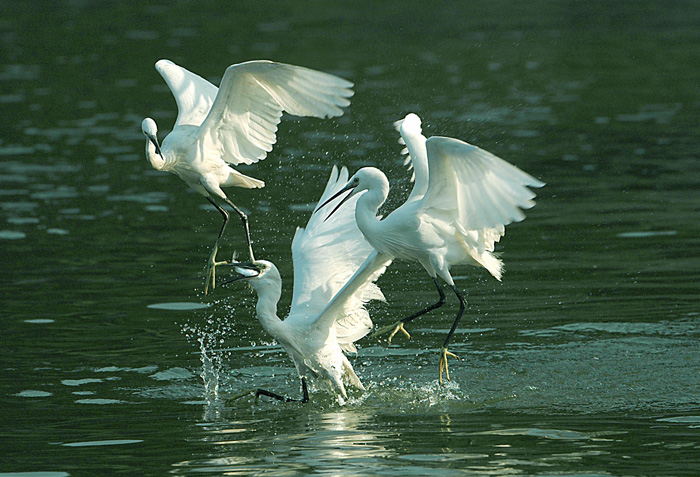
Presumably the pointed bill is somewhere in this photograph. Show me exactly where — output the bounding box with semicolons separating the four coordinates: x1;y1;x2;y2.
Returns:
314;184;357;222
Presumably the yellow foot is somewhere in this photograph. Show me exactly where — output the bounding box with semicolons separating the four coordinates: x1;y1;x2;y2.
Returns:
438;347;459;384
371;321;411;343
204;257;230;295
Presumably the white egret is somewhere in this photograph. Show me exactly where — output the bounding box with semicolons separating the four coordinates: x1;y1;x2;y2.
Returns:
317;114;544;383
225;166;392;402
141;59;354;293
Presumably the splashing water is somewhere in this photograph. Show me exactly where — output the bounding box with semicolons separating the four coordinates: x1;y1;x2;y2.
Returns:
181;312;236;405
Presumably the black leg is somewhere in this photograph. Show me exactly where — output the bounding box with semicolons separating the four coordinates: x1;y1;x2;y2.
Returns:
203;198;233;294
224;198;255;262
443;285;467;349
438;284;467;383
207;197;230;244
301;377;309;403
400;277;446;326
372;277;446;341
255;378;309;404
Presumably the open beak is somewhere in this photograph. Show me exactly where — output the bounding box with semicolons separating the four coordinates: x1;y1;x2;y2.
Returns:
221;262;261;286
314;183;357;222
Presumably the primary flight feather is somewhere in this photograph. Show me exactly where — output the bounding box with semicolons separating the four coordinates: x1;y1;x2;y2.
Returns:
317;113;544;383
141;59;354;293
227;166;391;402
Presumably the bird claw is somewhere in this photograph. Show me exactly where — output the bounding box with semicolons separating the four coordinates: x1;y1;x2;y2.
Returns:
438;347;458;384
371;321;411;343
204;255;230;295
389;323;411;342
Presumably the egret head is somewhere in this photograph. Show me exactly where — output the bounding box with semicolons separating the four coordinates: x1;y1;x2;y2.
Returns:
315;167;387;220
141;118;165;168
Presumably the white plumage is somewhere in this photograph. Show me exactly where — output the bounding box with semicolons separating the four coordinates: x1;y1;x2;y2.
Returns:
229;166;391;401
318;113;544;383
141;59;354;293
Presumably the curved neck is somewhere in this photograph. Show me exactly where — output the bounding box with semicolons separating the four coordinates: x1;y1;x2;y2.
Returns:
252;281;284;339
355;179;389;239
145;140;167;171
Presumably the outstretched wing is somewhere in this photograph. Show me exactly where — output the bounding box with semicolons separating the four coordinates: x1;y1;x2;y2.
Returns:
290;166;389;352
155;59;219;128
420;135;545;233
197;61;353;166
394;113;429;202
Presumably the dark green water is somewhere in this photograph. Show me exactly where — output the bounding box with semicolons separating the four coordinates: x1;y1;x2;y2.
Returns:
2;1;700;475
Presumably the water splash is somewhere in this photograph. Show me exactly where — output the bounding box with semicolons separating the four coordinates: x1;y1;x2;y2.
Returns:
349;377;471;411
181;311;236;407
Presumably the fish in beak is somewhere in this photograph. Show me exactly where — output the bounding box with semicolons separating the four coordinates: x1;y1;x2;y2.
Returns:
222;262;262;285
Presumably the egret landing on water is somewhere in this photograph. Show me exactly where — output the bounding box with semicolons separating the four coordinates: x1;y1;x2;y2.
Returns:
141;59;354;294
224;166;391;403
317;113;544;383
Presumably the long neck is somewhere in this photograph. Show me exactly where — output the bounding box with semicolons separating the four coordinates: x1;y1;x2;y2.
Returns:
355;179;389;240
145;139;167;171
253;281;285;340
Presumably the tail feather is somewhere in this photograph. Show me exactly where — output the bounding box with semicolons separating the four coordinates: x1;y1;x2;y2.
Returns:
223;168;265;189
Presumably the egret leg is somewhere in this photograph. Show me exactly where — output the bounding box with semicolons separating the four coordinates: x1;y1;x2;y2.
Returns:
438;285;467;384
204;198;233;295
255;378;309;404
223;198;255;263
372;277;446;342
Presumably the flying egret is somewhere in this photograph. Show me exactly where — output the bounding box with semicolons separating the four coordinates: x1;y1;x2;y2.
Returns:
141;59;354;293
225;166;392;402
317;114;544;383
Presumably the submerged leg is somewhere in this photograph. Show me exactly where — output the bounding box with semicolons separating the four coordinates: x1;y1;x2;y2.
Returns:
372;277;446;342
204;198;232;295
255;378;309;404
224;198;255;263
438;284;467;384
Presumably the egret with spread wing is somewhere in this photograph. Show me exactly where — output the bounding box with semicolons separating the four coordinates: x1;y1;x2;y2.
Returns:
141;59;354;293
226;166;391;402
317;114;544;383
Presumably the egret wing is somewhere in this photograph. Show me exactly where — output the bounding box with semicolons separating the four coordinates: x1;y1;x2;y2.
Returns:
155;59;219;128
197;61;353;166
394;113;429;202
291;166;388;352
420;136;544;234
314;250;391;352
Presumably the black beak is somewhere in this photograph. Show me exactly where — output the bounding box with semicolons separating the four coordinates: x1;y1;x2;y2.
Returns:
221;262;261;286
314;183;357;222
147;134;164;159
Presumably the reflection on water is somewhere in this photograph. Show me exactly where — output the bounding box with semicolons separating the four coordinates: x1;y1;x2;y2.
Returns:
6;310;700;475
3;0;700;475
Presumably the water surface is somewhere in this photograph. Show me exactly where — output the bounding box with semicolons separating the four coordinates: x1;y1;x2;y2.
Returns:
2;1;700;475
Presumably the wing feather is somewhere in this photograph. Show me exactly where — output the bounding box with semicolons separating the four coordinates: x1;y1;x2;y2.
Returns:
290;166;389;353
198;61;353;166
421;136;544;235
394;113;429;202
155;59;218;127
